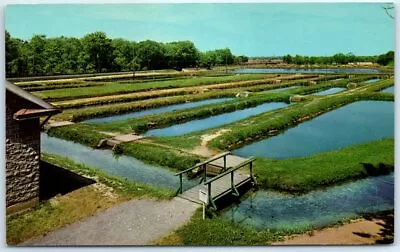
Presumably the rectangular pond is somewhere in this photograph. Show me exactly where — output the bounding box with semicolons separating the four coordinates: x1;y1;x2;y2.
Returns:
312;87;346;96
221;173;394;231
231;68;381;74
41;134;199;191
145;102;289;137
233;101;394;159
85;97;233;123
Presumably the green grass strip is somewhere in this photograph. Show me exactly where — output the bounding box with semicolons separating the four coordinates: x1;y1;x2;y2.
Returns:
254;138;394;193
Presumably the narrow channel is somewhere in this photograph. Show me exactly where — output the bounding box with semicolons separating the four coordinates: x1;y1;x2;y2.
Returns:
221;173;394;231
145;102;289;137
233;101;394;158
41;133;198;191
85;97;234;123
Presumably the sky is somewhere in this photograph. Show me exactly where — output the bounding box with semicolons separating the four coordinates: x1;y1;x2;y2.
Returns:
4;3;394;57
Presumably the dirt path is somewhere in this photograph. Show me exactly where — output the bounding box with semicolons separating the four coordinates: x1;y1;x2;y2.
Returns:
191;129;231;157
273;219;386;245
22;198;199;246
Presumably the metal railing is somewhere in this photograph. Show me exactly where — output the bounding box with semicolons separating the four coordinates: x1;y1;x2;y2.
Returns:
175;151;231;194
204;157;255;210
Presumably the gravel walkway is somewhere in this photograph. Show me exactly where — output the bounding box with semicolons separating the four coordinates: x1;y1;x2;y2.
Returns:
22;198;199;246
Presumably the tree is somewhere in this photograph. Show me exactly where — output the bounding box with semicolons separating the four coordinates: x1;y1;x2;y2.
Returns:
135;40;166;70
81;32;114;72
5;30;21;77
165;41;199;70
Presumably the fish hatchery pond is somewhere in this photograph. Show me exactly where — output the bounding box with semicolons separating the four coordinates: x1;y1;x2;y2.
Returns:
233;101;394;159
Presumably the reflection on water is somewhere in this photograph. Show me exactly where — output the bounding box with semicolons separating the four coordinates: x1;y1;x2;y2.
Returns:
231;68;381;74
41;134;199;190
221;174;394;231
233;101;394;158
146;102;289;137
86;98;233;123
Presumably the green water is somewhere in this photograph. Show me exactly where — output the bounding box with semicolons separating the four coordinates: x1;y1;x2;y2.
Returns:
221;173;394;231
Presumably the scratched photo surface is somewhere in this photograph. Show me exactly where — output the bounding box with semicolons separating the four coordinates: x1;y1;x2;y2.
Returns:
4;2;394;246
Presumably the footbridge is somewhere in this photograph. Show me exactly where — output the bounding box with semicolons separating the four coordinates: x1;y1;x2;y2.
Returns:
175;152;256;210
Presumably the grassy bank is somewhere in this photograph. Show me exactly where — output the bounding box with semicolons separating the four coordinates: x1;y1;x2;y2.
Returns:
6;153;172;245
154;209;282;245
46;127;202;171
34;74;273;100
84;92;291;134
120;142;201;171
55;92;237;122
52;74;320;109
254;138;394;193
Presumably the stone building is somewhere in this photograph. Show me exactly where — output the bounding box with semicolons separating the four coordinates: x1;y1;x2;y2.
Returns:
5;81;60;214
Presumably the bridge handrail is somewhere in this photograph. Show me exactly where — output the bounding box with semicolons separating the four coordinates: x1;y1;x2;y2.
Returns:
174;151;231;176
203;157;255;185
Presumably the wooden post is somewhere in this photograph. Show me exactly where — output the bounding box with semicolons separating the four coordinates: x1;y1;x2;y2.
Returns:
223;155;227;170
203;164;207;182
231;171;239;196
208;183;212;206
179;174;183;194
249;161;253;178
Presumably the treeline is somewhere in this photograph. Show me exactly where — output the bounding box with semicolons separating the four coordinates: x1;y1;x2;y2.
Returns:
5;31;248;77
282;52;394;66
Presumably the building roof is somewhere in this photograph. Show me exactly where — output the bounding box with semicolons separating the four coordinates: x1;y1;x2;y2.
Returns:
6;81;61;120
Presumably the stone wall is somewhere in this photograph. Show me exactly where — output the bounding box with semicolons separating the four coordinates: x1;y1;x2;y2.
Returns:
6;140;40;208
6;91;41;154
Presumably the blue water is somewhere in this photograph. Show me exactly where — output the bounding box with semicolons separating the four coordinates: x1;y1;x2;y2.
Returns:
41;134;198;190
233;101;394;159
382;86;394;94
86;98;233;123
146;102;289;137
222;173;394;231
364;79;380;83
312;87;346;96
231;68;381;74
262;86;299;93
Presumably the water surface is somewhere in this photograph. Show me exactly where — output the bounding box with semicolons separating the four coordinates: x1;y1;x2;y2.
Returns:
364;79;380;83
86;98;233;123
382;86;394;94
312;87;346;96
41;134;198;190
231;68;381;74
146;102;289;136
221;173;394;231
233;101;394;158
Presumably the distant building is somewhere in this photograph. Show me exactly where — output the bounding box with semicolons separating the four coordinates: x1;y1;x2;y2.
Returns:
356;62;374;66
5;81;60;214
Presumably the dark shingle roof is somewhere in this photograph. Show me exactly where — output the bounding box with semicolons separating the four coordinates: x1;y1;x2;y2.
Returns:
6;81;61;119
